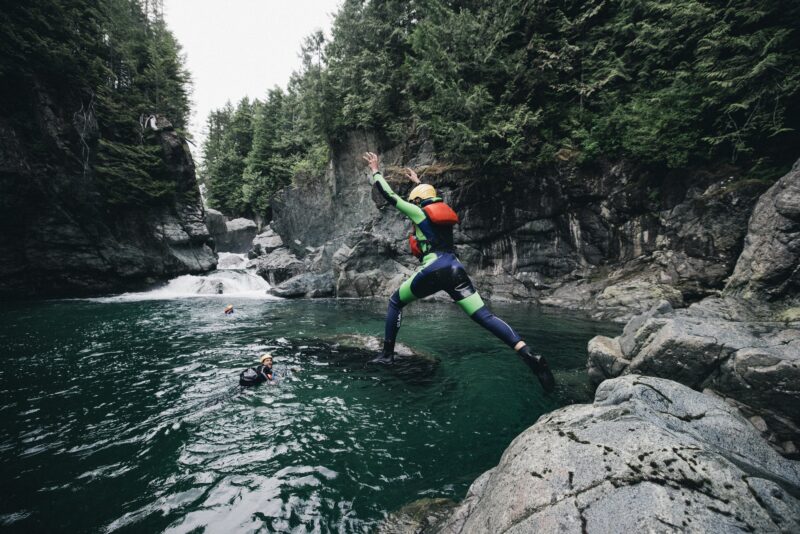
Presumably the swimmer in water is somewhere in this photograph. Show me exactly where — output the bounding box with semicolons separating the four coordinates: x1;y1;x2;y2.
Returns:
224;304;234;315
239;353;273;387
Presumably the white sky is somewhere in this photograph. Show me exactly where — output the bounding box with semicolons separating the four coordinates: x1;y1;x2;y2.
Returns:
163;0;341;159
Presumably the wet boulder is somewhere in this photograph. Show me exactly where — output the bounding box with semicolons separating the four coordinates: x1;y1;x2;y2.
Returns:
204;208;227;237
215;218;257;253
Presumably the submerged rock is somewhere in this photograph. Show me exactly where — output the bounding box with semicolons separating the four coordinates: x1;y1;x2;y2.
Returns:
301;334;439;385
328;334;431;360
436;375;800;534
378;498;457;534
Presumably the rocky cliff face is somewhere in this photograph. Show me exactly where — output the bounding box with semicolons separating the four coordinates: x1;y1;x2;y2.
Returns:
0;98;216;297
263;132;765;320
726;158;800;305
588;160;800;453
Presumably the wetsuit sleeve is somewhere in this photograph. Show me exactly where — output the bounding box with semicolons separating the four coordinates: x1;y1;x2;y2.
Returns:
370;172;426;224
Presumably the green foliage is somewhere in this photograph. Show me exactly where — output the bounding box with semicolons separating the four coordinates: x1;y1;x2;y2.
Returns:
202;0;799;211
95;138;174;204
1;0;192;207
202;87;328;218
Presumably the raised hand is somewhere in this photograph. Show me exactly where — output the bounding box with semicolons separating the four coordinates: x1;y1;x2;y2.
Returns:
363;152;380;173
403;167;421;184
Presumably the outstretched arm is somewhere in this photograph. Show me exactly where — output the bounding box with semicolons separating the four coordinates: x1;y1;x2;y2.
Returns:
363;152;425;224
403;167;421;184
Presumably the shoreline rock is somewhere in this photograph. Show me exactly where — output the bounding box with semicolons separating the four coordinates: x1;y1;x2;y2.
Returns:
431;375;800;534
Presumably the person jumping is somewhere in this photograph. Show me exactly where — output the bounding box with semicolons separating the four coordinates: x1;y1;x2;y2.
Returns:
363;152;555;392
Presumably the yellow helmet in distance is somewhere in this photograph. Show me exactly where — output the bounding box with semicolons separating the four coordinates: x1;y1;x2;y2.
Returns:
408;184;436;203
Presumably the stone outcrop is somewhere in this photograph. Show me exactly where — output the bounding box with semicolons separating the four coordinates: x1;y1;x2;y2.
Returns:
267;271;334;298
267;131;765;319
204;208;227;237
588;298;800;451
205;214;258;253
248;226;284;258
432;375;800;534
0;110;216;297
726;158;800;304
254;246;306;286
588;161;800;452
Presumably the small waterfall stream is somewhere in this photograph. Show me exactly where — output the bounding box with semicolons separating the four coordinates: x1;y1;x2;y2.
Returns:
99;253;275;301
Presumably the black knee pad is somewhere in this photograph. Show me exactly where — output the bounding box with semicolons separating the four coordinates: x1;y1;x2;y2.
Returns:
449;266;476;300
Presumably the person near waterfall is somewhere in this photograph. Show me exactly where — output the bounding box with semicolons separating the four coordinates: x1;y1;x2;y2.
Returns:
363;152;555;392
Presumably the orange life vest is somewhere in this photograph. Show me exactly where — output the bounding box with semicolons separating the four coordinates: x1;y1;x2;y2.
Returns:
409;201;459;258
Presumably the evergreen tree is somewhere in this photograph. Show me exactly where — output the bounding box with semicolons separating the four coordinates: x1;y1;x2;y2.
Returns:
199;0;800;213
203;98;256;215
1;0;194;206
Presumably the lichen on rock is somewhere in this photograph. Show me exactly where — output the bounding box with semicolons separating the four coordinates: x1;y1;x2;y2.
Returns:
434;376;800;534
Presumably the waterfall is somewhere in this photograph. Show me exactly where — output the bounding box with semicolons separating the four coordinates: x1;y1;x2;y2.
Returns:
97;253;276;301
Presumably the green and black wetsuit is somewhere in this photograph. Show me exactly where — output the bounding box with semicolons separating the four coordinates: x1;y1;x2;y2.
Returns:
371;172;524;357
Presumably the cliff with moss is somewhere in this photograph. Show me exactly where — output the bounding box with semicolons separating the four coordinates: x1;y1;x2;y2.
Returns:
0;1;215;297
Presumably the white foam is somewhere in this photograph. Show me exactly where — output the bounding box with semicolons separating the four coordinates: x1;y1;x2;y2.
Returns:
96;269;277;302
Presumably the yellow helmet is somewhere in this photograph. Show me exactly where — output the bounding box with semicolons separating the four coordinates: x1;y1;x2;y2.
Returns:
408;184;436;203
260;353;273;364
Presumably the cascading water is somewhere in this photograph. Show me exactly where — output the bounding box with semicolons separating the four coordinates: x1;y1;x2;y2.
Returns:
99;253;275;301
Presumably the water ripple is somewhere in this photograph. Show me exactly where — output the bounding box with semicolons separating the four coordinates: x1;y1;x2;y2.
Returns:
0;298;619;532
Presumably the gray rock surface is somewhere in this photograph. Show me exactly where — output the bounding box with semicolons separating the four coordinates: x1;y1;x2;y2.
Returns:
204;208;227;237
211;217;257;253
588;163;800;450
268;131;766;319
267;271;334;298
588;298;800;451
249;226;284;257
435;375;800;534
254;247;306;286
726;159;800;304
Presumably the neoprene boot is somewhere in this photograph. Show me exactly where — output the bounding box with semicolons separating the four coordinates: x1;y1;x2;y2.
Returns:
517;346;555;392
369;340;395;365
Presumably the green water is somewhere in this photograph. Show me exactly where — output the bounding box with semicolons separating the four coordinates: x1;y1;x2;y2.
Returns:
0;297;618;532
